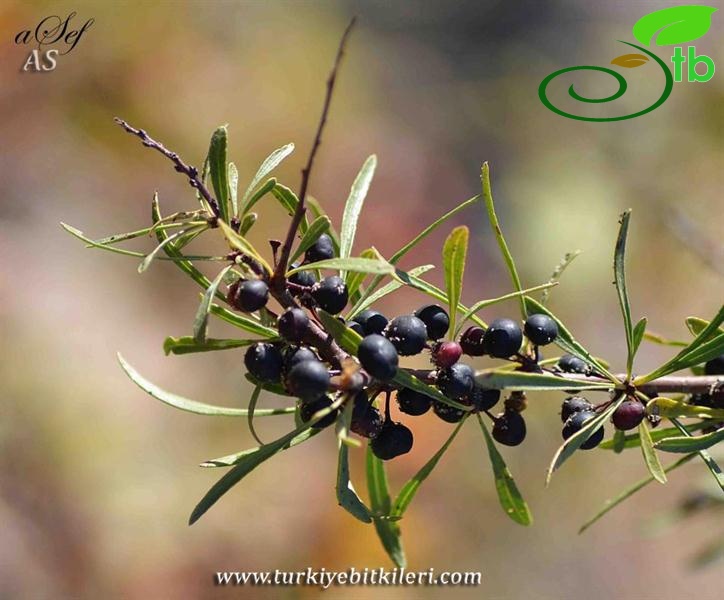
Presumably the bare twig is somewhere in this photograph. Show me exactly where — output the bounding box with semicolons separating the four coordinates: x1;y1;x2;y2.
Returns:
114;118;221;218
272;17;357;288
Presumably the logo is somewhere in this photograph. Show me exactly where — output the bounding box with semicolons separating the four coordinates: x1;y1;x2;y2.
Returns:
15;11;94;72
539;5;717;121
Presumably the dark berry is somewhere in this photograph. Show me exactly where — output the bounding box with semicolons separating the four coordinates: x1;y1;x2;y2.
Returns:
414;304;449;340
524;313;558;346
558;354;589;374
311;276;348;314
350;392;383;438
612;399;646;430
560;396;594;422
278;308;310;342
459;326;486;356
469;385;500;411
300;396;338;428
704;354;724;375
352;309;388;336
288;265;316;288
228;279;269;312
281;346;318;375
396;388;431;416
482;318;522;358
348;320;365;336
432;341;462;367
371;422;413;460
492;410;527;446
384;315;428;356
357;334;399;381
437;363;475;400
244;343;283;382
304;233;335;263
433;400;466;423
286;359;330;400
562;410;604;450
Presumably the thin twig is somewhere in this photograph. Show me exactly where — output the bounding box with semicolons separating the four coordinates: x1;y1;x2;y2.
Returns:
114;118;221;218
273;17;357;287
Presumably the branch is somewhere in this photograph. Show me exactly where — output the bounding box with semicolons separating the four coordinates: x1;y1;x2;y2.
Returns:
272;17;357;287
114;118;221;219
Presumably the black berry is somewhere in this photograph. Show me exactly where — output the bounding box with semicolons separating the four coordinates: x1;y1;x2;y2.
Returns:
288;265;316;288
433;400;466;423
432;341;462;368
282;346;318;375
492;410;527;446
350;392;383;438
704;354;724;375
396;388;432;416
524;313;558;346
244;343;283;382
384;315;428;356
437;363;475;400
459;326;486;356
228;279;269;312
352;309;388;336
558;354;590;374
286;359;330;400
414;304;449;340
357;334;399;381
304;233;335;263
300;396;338;428
560;396;594;422
348;320;365;336
371;422;413;460
469;385;500;411
482;318;523;358
612;399;646;430
312;276;348;314
278;308;310;342
562;410;604;450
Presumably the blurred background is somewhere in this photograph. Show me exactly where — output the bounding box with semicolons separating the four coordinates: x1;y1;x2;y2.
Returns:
1;0;722;597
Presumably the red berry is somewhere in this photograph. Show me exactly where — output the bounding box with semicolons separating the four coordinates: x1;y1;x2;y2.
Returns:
432;341;462;367
611;399;646;430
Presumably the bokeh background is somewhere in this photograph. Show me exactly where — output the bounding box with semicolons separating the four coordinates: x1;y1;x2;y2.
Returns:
1;0;723;598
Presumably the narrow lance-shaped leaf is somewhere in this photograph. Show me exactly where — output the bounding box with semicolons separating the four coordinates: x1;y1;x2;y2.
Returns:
287;257;394;276
478;415;533;525
217;219;272;274
163;336;263;355
201;428;319;468
209;304;278;339
475;370;613;392
336;404;373;523
670;418;724;492
612;428;626;454
270;183;309;234
647;396;724;421
686;316;723;337
442;226;469;336
632;317;647;358
638;420;667;484
239;212;257;236
345;248;382;297
138;227;200;273
247;385;264;445
655;427;724;453
228;162;239;217
242;178;277;215
339;155;377;278
208;126;231;222
241;143;295;213
193;265;233;344
347;265;435;319
600;421;710;450
541;250;581;306
613;209;636;376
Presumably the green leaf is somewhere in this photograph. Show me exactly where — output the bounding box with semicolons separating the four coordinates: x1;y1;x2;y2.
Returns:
287;257;394;276
193;265;233;344
239;212;257;236
393;368;471;411
241;143;295;213
546;395;625;485
647;396;724;421
655;427;724;453
289;216;332;265
200;428;319;468
390;418;466;518
209;304;278;339
600;422;710;450
208;126;231;222
366;447;406;568
670;418;724;492
346;265;435;319
337;439;373;523
478;415;533;525
638;420;667;484
242;178;277;215
345;248;380;297
579;453;696;534
339;155;377;278
217;219;272;274
613;210;636;376
138;227;200;273
442;225;469;336
540;251;582;306
686;316;723;337
482;162;525;318
632;5;717;46
271;183;308;234
632;317;647;360
475;370;613;391
642;330;687;347
307;195;341;255
246;385;264;445
228;162;239;218
163;336;262;355
316;310;363;354
612;428;626;454
524;296;618;382
118;353;294;417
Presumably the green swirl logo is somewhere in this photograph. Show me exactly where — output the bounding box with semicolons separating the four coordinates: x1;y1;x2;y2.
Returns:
539;6;717;122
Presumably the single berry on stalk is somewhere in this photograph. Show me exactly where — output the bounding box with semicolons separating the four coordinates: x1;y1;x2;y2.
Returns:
281;346;318;375
437;363;475;400
286;359;330;400
278;308;310;342
459;326;486;356
396;388;432;416
560;396;594;422
432;341;462;368
311;276;348;314
558;354;590;374
482;318;523;358
612;398;646;430
244;343;283;383
350;392;383;438
433;399;466;423
704;353;724;375
524;313;558;346
228;279;269;312
371;422;413;460
562;410;604;450
352;309;388;336
414;304;449;340
469;385;500;411
384;315;428;356
304;233;335;263
300;396;338;428
288;265;316;288
492;410;526;446
357;334;399;381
